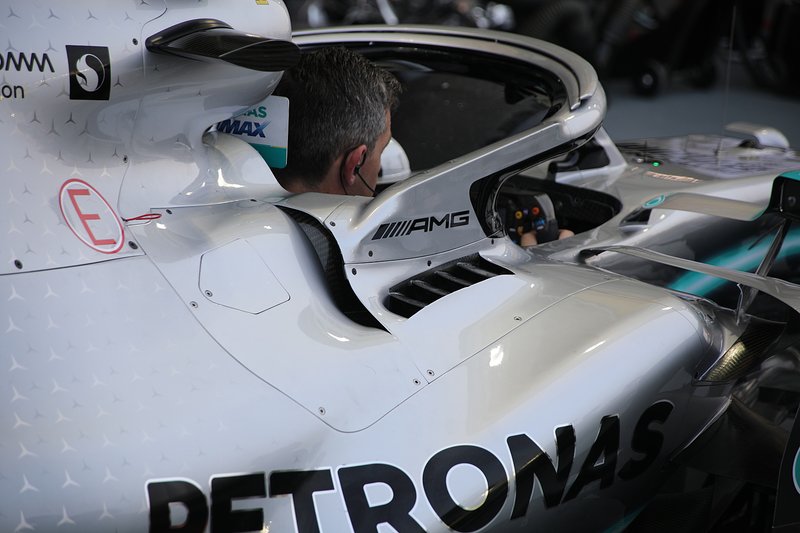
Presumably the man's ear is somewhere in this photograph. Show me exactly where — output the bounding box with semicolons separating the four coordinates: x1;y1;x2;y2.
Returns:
343;145;368;186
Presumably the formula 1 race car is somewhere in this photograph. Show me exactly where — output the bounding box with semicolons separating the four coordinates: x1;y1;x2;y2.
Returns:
4;2;800;532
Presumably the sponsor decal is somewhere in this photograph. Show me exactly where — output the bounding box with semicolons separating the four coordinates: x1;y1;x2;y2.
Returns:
0;51;54;99
217;118;268;137
645;171;701;184
216;95;289;168
372;210;471;240
59;179;124;254
65;45;111;100
0;84;24;99
147;400;673;532
0;51;54;72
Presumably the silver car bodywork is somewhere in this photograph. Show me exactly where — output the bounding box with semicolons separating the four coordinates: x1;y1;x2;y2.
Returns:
2;2;799;532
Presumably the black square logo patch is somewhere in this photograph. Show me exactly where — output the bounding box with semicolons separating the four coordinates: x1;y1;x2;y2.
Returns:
66;45;111;100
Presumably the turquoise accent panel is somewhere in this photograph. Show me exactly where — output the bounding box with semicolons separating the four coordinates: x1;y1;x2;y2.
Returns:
668;228;800;295
781;170;800;181
644;195;666;208
252;144;287;169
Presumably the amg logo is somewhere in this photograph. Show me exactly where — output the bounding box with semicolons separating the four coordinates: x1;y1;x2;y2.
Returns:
0;51;54;72
372;210;470;240
216;119;268;138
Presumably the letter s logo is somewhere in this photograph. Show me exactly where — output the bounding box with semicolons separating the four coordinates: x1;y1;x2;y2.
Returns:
75;54;105;93
66;45;111;100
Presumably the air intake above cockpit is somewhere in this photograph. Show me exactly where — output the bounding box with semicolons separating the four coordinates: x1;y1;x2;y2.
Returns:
386;254;512;318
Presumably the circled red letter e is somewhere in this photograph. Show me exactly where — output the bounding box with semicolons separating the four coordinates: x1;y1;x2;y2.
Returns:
59;179;124;254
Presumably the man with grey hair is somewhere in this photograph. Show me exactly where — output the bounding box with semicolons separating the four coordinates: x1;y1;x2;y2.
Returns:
272;46;402;197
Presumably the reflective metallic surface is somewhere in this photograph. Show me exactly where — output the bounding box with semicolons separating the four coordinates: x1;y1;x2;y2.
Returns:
2;2;799;532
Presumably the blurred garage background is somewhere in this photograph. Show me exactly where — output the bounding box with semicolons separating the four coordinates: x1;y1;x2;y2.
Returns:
286;0;800;146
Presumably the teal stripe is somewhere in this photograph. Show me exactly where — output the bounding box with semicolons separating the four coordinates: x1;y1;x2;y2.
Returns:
781;170;800;181
674;171;800;295
669;228;800;295
251;144;287;169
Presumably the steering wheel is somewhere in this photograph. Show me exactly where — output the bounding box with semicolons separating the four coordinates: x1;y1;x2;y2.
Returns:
499;192;560;245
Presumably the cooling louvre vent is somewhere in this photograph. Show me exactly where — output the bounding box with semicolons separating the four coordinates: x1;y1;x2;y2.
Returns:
386;254;512;318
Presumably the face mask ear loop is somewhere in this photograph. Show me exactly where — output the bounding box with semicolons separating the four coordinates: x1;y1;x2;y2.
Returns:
355;166;376;196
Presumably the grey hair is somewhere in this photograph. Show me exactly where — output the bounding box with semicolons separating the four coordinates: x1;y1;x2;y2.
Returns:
272;47;401;188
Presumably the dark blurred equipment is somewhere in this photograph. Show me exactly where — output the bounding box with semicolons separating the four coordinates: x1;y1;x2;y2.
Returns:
734;0;800;97
504;0;598;66
288;0;516;30
591;0;728;96
288;0;799;98
288;0;597;65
